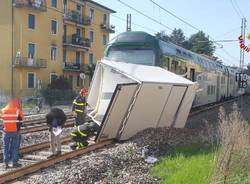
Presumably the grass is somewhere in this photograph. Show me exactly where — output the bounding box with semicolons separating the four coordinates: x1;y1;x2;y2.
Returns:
151;144;216;184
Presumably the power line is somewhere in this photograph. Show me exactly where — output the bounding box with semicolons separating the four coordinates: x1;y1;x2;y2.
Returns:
148;0;240;65
116;0;173;31
149;0;200;32
230;0;243;18
232;0;245;18
112;15;158;33
215;26;240;38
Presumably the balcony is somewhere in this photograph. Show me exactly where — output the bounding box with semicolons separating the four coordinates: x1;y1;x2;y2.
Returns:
13;0;47;12
13;57;47;68
63;62;81;71
100;23;115;33
64;10;91;26
63;34;91;51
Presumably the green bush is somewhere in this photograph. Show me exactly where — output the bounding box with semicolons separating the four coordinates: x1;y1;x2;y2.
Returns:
40;76;76;106
40;89;76;106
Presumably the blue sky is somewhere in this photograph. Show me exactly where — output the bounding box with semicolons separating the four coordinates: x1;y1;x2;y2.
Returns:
97;0;250;67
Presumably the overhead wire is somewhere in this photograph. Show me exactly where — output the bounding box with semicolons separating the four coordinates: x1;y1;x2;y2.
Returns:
231;0;244;18
112;15;158;33
148;0;241;65
116;0;174;31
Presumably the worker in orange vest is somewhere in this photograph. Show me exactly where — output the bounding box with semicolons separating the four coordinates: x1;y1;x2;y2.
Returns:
0;98;24;169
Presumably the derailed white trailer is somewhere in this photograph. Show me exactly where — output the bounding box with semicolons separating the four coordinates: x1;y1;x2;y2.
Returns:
87;59;196;141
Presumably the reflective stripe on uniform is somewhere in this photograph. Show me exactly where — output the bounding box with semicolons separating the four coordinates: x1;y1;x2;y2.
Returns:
77;126;87;137
71;133;77;136
74;109;84;113
1;113;19;118
73;101;86;106
2;120;19;123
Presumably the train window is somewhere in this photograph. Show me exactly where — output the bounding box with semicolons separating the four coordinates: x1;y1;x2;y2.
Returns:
230;78;233;85
207;85;211;95
221;76;225;84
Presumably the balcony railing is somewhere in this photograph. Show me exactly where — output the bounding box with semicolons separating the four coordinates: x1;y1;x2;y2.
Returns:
64;10;91;26
13;0;47;12
63;34;91;50
100;23;115;33
63;62;81;71
13;57;47;68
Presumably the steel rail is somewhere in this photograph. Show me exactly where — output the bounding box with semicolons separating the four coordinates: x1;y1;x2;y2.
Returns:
189;98;237;117
0;139;114;184
0;136;72;161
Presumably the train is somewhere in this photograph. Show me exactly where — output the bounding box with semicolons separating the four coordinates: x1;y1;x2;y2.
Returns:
103;31;246;107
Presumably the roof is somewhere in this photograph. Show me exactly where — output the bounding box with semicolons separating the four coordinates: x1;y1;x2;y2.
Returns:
101;59;194;85
83;0;116;13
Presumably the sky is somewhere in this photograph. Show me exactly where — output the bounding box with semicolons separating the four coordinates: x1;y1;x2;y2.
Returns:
96;0;250;67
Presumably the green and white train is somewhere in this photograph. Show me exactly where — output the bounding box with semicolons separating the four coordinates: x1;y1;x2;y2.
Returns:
104;31;244;107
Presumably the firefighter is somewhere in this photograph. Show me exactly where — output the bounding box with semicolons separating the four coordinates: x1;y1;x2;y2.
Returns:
72;88;88;126
46;108;67;158
1;98;24;169
70;122;99;150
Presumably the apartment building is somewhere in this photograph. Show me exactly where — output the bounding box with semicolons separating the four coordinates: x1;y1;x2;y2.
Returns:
0;0;115;99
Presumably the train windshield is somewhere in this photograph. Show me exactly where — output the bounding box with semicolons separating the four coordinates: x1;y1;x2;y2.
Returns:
106;47;155;66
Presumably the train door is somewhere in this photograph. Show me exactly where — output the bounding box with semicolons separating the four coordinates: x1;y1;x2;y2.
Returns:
216;75;220;101
190;68;195;82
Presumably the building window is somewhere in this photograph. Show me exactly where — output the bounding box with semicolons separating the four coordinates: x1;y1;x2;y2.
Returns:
76;28;81;37
28;14;35;29
27;72;35;89
89;31;94;42
77;76;80;87
50;73;57;83
102;35;107;45
51;20;57;34
90;8;94;22
51;46;57;61
88;53;93;65
63;49;67;62
76;51;80;65
77;4;81;13
51;0;57;8
103;14;107;24
28;43;35;59
63;0;67;12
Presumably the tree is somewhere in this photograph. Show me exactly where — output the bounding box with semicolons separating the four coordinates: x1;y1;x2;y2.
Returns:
188;31;215;56
169;28;185;46
155;30;170;42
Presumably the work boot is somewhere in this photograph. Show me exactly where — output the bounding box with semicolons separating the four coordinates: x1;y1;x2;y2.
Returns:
4;163;9;169
12;163;22;168
55;151;62;156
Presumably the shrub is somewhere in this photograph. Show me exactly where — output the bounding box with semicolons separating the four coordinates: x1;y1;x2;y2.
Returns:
40;76;76;106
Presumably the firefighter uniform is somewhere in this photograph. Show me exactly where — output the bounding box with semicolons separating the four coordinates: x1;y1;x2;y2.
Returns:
70;122;99;150
72;88;88;126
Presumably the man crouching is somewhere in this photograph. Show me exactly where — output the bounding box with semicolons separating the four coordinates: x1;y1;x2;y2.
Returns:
70;122;99;150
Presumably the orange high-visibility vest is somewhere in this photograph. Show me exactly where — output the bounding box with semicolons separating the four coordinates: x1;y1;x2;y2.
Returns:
0;98;24;132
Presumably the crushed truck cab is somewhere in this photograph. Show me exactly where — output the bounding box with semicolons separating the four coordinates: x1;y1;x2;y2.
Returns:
87;59;196;141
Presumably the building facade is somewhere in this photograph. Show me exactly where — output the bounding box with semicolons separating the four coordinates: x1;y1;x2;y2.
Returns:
0;0;115;99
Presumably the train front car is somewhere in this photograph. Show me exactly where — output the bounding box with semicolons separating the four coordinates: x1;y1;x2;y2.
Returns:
104;31;244;107
104;31;160;66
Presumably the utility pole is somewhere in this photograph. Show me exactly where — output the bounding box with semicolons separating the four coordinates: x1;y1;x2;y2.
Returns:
240;18;247;70
126;14;131;32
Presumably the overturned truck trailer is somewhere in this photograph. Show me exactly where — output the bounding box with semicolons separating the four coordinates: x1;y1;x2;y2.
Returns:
87;59;196;141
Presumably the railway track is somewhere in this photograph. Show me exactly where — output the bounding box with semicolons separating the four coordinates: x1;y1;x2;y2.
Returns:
0;97;240;183
189;97;238;117
0;137;114;184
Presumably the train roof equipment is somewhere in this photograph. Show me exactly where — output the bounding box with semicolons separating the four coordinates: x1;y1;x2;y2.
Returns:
87;59;196;141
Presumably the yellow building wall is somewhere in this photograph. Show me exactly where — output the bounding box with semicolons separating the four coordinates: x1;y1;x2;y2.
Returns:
0;0;114;97
13;1;64;96
0;0;13;98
